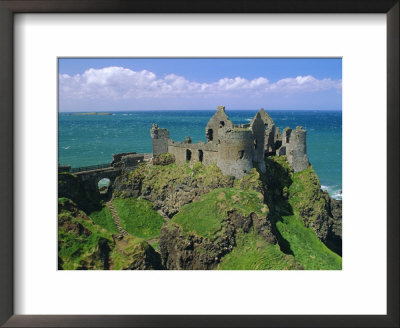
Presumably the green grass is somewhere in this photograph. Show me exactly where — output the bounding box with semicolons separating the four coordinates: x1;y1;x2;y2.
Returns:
150;241;159;252
58;207;113;270
218;230;301;270
172;188;267;239
116;162;234;200
109;235;148;270
89;206;118;233
112;197;164;239
268;161;342;270
58;198;153;270
276;214;341;270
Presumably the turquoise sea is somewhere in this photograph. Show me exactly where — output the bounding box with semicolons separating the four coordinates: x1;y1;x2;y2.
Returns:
58;110;342;199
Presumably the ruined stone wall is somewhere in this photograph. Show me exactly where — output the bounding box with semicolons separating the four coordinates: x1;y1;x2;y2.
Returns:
149;106;309;177
120;154;145;169
151;124;170;156
205;106;234;144
285;126;309;172
168;141;218;166
250;113;266;173
111;152;137;167
217;129;254;179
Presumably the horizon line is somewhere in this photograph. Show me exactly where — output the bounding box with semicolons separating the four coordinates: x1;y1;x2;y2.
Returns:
59;108;343;113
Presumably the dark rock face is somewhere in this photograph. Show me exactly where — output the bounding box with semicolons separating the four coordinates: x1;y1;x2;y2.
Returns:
325;197;342;256
58;172;101;214
252;213;277;244
159;212;276;270
159;222;236;270
297;190;342;256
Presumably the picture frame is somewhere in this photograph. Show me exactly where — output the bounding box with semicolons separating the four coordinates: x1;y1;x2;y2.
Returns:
0;0;398;327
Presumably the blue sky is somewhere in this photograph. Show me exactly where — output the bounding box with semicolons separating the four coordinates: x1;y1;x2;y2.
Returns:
59;58;342;112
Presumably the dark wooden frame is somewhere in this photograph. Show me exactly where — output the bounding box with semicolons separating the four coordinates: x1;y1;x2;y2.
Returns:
0;0;398;327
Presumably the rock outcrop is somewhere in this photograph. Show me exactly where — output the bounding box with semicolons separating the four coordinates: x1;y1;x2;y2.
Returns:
58;198;161;270
158;188;277;270
159;221;236;270
113;163;234;217
58;172;102;214
263;156;342;256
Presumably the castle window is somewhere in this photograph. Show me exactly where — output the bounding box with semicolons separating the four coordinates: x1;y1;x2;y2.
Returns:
198;150;203;162
186;149;192;161
238;150;245;159
265;123;268;130
219;121;225;128
207;129;213;141
286;131;290;143
254;138;258;150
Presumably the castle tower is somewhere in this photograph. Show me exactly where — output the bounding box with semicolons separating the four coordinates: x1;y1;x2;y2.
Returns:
285;126;309;172
205;106;234;144
254;108;282;155
217;128;254;179
150;123;170;156
249;111;266;173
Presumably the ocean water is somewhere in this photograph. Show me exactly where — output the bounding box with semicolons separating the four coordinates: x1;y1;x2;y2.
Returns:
59;110;342;199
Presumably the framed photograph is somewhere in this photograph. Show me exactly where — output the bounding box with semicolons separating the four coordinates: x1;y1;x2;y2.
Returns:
1;0;398;327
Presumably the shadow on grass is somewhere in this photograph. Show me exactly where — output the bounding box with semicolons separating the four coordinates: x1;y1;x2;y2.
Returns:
259;157;296;256
261;156;342;258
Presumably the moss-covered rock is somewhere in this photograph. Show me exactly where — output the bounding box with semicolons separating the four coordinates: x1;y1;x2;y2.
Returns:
159;188;277;270
113;162;234;217
110;234;162;270
263;156;342;266
152;152;175;166
58;198;161;270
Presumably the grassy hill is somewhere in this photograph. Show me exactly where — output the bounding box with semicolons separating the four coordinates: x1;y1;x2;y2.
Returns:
59;156;342;270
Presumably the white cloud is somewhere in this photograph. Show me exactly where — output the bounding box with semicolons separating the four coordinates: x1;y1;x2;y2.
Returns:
59;66;341;100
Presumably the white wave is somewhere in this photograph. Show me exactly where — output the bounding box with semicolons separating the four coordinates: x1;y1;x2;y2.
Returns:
332;191;342;200
245;118;252;122
62;146;71;150
321;185;342;200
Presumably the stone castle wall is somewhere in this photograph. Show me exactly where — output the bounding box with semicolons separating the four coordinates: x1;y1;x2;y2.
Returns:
286;127;309;172
217;129;254;179
168;141;219;166
150;106;310;178
151;124;169;156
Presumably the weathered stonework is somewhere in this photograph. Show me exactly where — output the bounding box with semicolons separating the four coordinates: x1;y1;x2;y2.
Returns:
279;126;309;172
150;106;310;178
150;123;169;156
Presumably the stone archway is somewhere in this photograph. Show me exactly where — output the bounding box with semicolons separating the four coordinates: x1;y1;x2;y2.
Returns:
97;178;111;194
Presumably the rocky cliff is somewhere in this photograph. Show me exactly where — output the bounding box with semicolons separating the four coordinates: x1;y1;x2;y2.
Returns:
113;162;234;217
158;188;278;269
263;156;342;260
58;198;161;270
59;155;342;270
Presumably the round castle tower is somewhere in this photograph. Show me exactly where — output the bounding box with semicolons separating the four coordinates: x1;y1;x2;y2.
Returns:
216;128;255;179
284;126;309;172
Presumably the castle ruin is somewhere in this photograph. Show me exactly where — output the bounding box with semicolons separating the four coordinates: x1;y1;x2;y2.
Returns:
151;106;309;179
